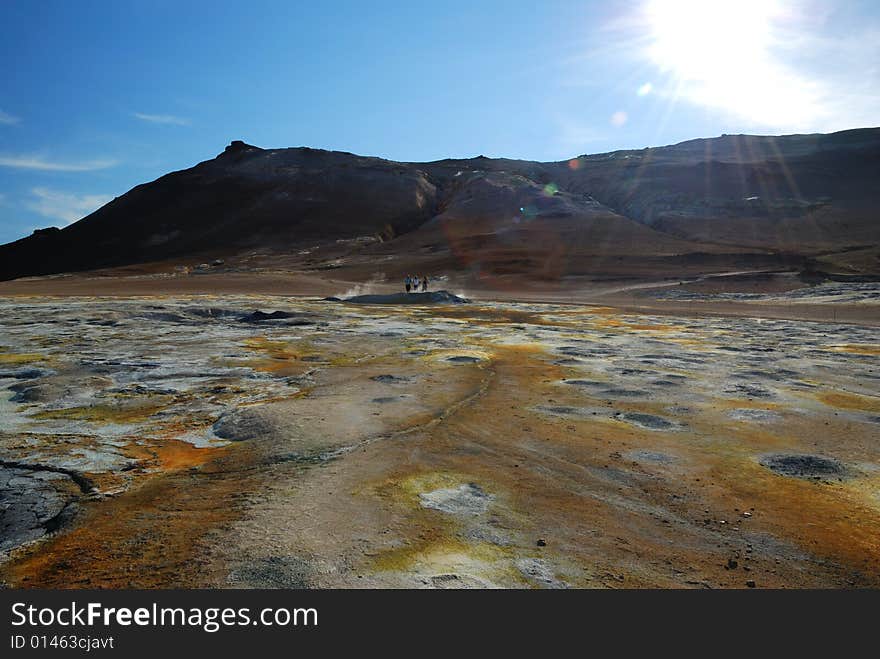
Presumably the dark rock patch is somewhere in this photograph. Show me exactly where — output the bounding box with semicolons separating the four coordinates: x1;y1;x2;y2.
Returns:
0;367;54;380
8;384;40;403
370;374;412;384
239;310;315;325
759;453;848;479
227;556;312;589
447;355;481;363
725;383;775;399
187;307;241;319
8;381;71;403
537;405;582;416
212;408;278;441
145;312;189;323
371;396;404;404
616;412;675;430
337;290;469;305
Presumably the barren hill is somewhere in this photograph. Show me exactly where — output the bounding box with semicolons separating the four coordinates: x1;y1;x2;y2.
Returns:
1;128;878;283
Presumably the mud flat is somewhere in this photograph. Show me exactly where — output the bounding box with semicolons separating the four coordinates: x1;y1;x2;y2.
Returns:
1;294;878;588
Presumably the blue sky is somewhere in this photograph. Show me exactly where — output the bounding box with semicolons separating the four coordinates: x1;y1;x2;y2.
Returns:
1;0;878;244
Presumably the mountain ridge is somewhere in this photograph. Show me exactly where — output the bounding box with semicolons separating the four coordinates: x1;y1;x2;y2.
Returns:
1;127;877;282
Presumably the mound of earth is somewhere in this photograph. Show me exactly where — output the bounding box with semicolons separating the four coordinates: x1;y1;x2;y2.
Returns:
419;483;493;516
239;310;314;325
335;290;469;305
212;408;280;442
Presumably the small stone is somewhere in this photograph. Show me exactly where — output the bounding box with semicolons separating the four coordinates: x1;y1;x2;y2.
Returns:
536;538;547;547
746;580;756;588
726;559;738;570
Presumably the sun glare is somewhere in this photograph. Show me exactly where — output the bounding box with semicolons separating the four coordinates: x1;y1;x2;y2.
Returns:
639;0;822;128
645;0;780;81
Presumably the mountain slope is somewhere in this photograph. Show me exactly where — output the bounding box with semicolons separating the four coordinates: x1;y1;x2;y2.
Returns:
1;128;877;282
546;128;880;252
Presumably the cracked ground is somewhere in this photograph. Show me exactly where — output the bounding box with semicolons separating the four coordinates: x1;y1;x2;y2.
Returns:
1;295;878;588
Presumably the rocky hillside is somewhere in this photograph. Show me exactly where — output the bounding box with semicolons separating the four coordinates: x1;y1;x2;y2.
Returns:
1;128;877;281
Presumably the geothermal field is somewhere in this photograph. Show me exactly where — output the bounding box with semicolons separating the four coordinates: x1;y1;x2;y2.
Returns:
1;128;878;589
1;287;878;588
3;0;880;605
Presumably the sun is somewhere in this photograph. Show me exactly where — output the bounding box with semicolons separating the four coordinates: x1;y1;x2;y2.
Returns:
638;0;820;128
644;0;781;82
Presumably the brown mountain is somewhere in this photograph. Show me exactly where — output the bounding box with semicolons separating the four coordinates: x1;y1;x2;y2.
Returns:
1;128;877;282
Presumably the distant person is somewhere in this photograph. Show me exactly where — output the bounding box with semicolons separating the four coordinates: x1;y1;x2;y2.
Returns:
405;275;412;293
413;276;420;292
421;275;429;292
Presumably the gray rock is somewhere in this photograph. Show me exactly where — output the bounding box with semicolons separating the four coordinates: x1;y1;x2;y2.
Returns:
0;466;79;553
212;408;278;441
419;483;493;516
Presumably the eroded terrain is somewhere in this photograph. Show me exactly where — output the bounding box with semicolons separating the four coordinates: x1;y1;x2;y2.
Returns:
1;295;878;588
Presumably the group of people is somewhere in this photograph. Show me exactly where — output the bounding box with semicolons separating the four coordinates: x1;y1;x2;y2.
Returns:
404;274;429;293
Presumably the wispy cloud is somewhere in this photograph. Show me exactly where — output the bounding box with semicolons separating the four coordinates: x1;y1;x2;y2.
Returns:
26;187;113;225
0;155;118;172
133;112;190;126
0;109;21;125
